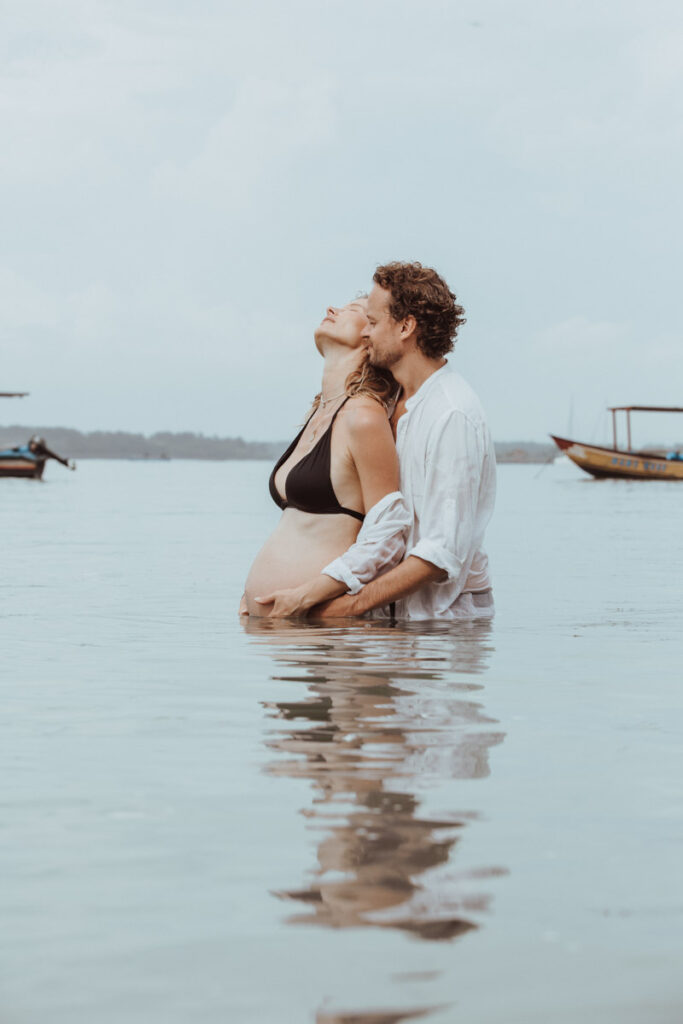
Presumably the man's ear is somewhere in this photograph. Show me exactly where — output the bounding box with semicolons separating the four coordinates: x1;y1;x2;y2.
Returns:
400;315;418;342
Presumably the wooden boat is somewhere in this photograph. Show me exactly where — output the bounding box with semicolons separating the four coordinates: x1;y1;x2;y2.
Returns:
0;436;74;479
551;405;683;480
1;392;74;478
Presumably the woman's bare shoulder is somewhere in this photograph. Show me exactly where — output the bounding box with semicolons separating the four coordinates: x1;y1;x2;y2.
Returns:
343;394;390;419
341;395;392;439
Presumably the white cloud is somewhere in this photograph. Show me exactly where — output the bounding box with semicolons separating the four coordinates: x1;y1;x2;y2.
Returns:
0;266;124;345
2;0;683;439
152;78;334;206
531;316;631;363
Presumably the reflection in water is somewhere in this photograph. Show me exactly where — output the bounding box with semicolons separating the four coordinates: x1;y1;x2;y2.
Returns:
244;619;506;954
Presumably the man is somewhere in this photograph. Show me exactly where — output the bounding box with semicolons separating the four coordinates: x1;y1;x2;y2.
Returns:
318;261;496;620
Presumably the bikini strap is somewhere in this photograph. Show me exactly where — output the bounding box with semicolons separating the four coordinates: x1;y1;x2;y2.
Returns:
328;395;350;425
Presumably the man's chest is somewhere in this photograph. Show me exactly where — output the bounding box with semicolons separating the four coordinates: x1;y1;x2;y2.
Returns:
395;414;431;501
389;399;408;439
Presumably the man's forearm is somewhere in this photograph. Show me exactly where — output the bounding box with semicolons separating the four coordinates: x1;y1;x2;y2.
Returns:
346;556;446;615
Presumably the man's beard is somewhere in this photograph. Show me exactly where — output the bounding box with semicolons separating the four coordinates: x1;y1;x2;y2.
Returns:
367;345;400;370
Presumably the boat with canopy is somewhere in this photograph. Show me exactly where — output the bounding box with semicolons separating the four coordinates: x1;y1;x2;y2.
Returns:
551;406;683;480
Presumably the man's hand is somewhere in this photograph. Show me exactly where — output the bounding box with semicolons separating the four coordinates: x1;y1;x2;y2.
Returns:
254;574;348;618
253;584;314;619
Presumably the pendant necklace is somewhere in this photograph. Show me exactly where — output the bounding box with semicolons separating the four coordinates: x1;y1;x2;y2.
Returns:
319;388;346;408
306;390;346;448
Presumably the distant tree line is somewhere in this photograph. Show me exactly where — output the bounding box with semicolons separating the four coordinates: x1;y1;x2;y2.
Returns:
0;426;285;461
0;425;557;463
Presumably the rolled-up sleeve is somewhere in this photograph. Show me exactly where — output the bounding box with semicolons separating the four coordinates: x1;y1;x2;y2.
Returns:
408;410;484;592
321;491;411;595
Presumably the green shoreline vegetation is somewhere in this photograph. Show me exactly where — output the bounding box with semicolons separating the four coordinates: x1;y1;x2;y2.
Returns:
0;425;556;464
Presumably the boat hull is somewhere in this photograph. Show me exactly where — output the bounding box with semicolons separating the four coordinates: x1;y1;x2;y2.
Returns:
550;435;683;480
0;457;45;479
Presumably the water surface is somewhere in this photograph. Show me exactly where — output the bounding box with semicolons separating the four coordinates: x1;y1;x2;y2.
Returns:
2;460;682;1022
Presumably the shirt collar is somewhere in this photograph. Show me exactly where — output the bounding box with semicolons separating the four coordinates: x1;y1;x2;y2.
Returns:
404;361;451;412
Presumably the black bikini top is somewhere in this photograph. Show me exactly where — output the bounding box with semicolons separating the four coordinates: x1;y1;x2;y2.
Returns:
269;397;364;521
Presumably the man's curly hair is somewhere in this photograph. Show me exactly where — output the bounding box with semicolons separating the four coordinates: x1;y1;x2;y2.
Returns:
373;262;466;358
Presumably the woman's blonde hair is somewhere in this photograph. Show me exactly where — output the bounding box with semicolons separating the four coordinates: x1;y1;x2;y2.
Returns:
308;356;397;417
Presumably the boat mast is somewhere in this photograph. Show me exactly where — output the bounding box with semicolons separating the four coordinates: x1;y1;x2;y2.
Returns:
611;409;618;450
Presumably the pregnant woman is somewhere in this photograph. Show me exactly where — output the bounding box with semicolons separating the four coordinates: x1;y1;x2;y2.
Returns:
242;297;409;618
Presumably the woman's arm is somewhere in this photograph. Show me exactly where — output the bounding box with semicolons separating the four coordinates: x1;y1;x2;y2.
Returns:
254;400;406;618
344;399;401;510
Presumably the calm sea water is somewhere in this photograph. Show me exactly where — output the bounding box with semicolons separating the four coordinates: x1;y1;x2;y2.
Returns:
2;459;682;1023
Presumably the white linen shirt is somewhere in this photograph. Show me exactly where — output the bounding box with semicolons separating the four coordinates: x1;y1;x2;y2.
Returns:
392;363;496;620
322;491;411;595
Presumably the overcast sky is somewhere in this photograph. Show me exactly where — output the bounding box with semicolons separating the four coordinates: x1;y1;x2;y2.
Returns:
2;0;682;443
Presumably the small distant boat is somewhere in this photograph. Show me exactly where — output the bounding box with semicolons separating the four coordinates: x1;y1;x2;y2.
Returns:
1;392;75;479
551;405;683;480
0;436;75;479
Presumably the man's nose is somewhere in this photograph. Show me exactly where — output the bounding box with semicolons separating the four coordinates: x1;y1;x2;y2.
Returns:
360;322;371;341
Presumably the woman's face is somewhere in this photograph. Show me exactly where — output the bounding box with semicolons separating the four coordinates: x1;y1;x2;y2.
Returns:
314;298;369;352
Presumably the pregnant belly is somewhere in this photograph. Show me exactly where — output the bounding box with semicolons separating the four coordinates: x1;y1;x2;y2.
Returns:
244;509;360;616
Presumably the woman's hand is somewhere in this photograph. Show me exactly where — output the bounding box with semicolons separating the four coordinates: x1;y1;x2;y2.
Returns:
253;584;314;619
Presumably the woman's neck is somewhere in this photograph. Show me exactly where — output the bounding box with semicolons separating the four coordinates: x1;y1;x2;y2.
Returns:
319;345;364;401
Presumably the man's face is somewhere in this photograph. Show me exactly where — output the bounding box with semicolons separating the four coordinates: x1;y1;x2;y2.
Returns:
362;284;404;369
